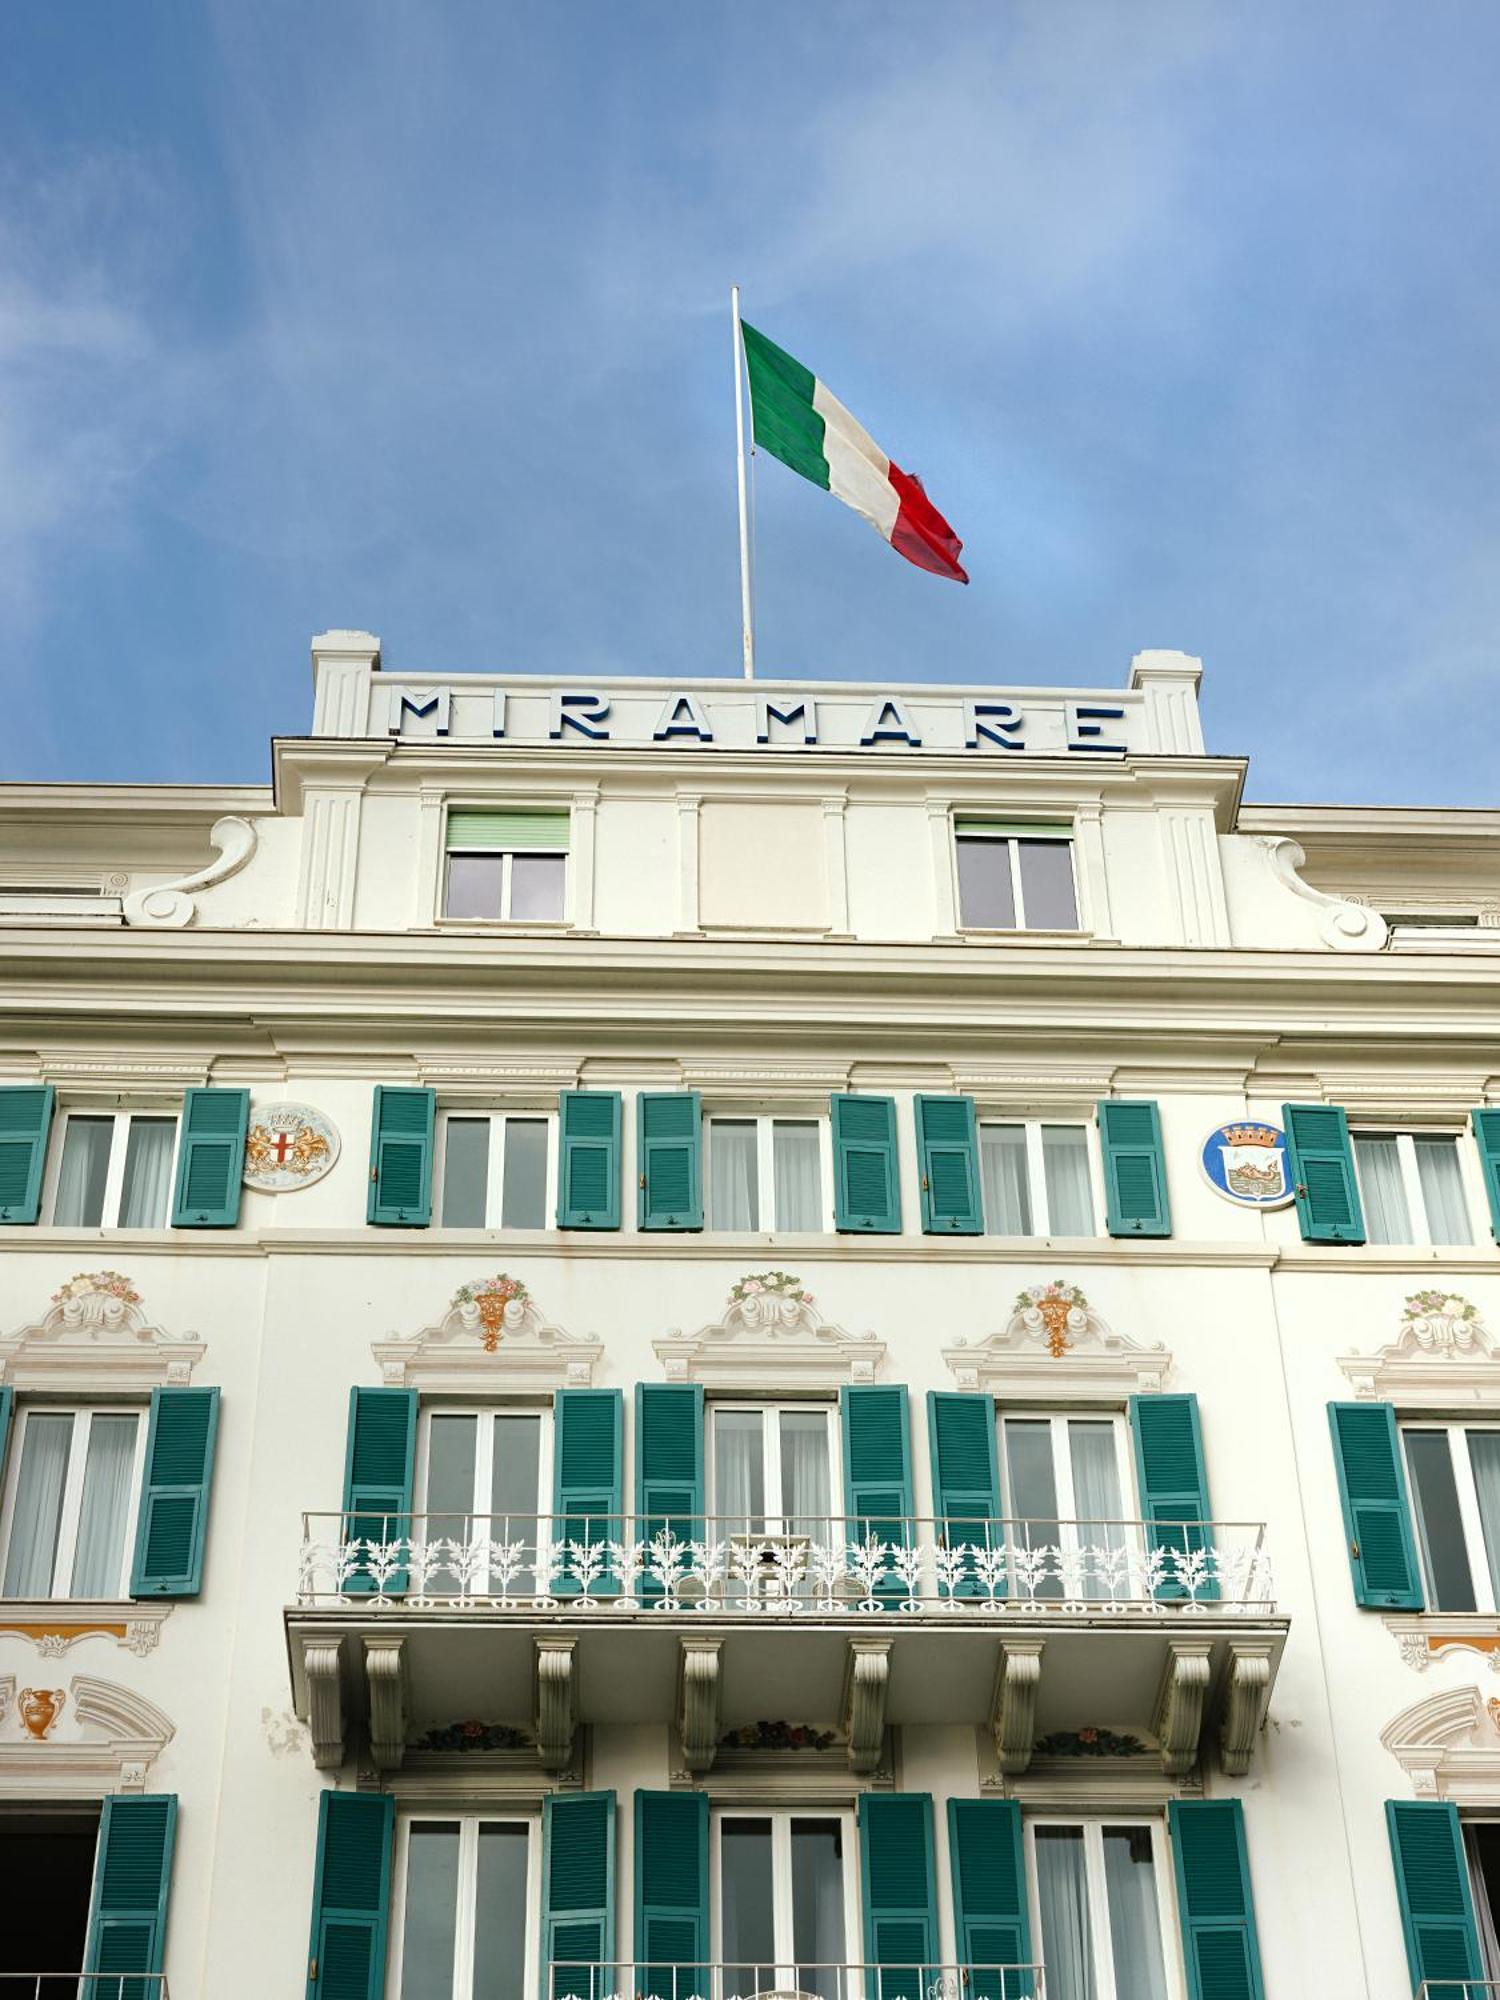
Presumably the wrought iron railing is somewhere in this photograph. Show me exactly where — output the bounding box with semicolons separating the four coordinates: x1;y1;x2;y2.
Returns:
296;1511;1273;1612
0;1978;170;1999
1417;1984;1500;1998
550;1961;1044;2000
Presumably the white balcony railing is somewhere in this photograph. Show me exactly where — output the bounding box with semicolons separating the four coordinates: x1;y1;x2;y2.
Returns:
0;1979;170;1999
296;1512;1274;1613
1416;1985;1500;1998
551;1962;1044;2000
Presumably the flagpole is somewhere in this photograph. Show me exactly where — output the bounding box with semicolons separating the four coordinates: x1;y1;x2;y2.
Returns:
731;284;755;679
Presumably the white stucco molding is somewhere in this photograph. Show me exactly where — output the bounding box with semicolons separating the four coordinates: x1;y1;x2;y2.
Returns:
654;1276;885;1388
373;1282;602;1392
123;814;258;928
0;1673;174;1796
1381;1684;1500;1801
1386;1616;1500;1677
944;1283;1170;1398
0;1274;205;1392
1256;835;1390;952
1337;1292;1495;1405
0;1603;169;1658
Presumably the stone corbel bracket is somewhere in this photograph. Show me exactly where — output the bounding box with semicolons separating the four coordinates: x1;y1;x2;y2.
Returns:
298;1635;346;1771
535;1638;578;1773
678;1639;722;1775
1154;1640;1213;1777
1257;836;1389;952
842;1639;891;1775
1218;1643;1274;1777
991;1641;1045;1776
364;1635;408;1771
123;816;258;929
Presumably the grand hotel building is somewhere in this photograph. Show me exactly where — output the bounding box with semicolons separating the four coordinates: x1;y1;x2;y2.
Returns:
2;632;1499;2000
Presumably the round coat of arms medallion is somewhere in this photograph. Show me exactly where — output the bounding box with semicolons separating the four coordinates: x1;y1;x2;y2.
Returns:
1199;1120;1293;1210
242;1103;341;1191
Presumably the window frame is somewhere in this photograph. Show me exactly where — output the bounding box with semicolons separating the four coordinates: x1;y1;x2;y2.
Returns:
1351;1128;1474;1247
0;1401;149;1602
704;1114;833;1234
998;1409;1137;1555
976;1116;1105;1238
416;1403;553;1528
707;1399;841;1537
953;822;1080;934
709;1806;859;1983
387;1811;539;2000
1023;1815;1184;2000
1400;1418;1500;1614
441;812;570;925
435;1110;559;1229
45;1108;183;1230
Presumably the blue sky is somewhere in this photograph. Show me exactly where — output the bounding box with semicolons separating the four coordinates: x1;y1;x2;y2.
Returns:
2;3;1498;802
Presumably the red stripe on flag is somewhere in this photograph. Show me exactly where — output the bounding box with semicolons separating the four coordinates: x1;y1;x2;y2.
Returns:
886;463;968;583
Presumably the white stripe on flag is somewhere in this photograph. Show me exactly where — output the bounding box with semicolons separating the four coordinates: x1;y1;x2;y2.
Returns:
812;380;900;543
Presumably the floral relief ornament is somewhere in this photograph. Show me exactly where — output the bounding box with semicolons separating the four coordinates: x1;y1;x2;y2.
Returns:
1401;1291;1484;1355
729;1272;815;1329
1016;1280;1090;1360
50;1273;141;1332
451;1275;531;1352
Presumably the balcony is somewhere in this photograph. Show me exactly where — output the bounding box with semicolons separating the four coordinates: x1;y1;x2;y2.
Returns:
1416;1988;1500;1999
286;1514;1286;1780
551;1965;1044;2000
0;1981;170;1998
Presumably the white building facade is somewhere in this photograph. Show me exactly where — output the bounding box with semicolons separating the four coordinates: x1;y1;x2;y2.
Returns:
2;633;1499;1999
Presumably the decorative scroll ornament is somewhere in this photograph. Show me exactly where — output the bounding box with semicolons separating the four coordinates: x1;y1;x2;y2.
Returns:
243;1104;340;1191
1;1276;203;1391
1382;1685;1500;1801
946;1283;1169;1396
451;1276;532;1352
374;1284;600;1391
1339;1291;1494;1403
0;1675;174;1794
123;814;258;928
1257;835;1389;952
654;1275;884;1386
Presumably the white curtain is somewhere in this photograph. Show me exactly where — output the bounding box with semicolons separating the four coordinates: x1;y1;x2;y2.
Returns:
71;1413;139;1597
53;1116;112;1227
1100;1829;1168;2000
773;1123;821;1231
714;1412;765;1532
1042;1127;1094;1235
981;1127;1033;1234
1415;1138;1472;1244
710;1122;759;1230
780;1413;832;1536
1469;1431;1500;1606
1036;1829;1097;2000
2;1414;72;1596
1354;1136;1410;1244
119;1117;177;1227
1069;1423;1126;1595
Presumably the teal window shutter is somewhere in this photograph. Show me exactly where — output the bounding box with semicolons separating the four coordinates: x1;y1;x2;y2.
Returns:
553;1388;624;1597
947;1800;1033;1998
915;1095;983;1234
305;1790;395;2000
859;1793;938;1994
543;1791;616;2000
633;1789;708;1987
366;1086;434;1226
557;1090;622;1230
342;1387;416;1594
0;1386;13;1489
1387;1799;1483;1989
927;1391;1002;1599
1129;1394;1216;1600
842;1384;915;1535
129;1386;221;1598
170;1086;249;1228
1282;1101;1365;1244
1471;1108;1500;1241
1168;1800;1265;2000
832;1094;902;1233
635;1383;705;1561
1098;1099;1171;1238
637;1092;703;1231
84;1792;177;1985
1328;1402;1424;1609
0;1083;54;1224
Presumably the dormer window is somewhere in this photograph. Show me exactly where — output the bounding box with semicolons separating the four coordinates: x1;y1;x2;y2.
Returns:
955;819;1077;931
443;809;568;921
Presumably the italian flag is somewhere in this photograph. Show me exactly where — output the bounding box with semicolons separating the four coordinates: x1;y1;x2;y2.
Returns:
740;320;968;583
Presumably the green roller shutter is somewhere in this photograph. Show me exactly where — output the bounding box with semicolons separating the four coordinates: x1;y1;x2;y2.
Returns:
1098;1099;1171;1237
1168;1800;1265;2000
947;1800;1033;1999
637;1092;702;1231
170;1086;249;1228
1328;1402;1424;1609
543;1791;616;2000
129;1387;220;1598
366;1086;434;1227
1387;1799;1482;1990
635;1384;704;1589
447;808;570;850
0;1083;54;1223
557;1090;622;1230
553;1388;624;1598
915;1095;983;1234
305;1790;395;2000
1129;1394;1216;1601
859;1793;938;1999
1471;1108;1500;1241
832;1094;902;1233
927;1391;1002;1598
633;1790;708;1993
1283;1102;1365;1244
83;1792;177;1987
342;1387;416;1594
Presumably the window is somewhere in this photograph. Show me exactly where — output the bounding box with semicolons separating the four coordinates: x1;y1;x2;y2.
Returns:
1402;1422;1500;1612
979;1120;1096;1236
49;1111;178;1228
714;1811;854;2000
1352;1131;1472;1245
710;1404;837;1536
0;1406;145;1599
955;820;1078;931
1028;1819;1174;2000
707;1117;826;1231
444;808;569;922
438;1113;553;1227
419;1406;549;1593
391;1815;534;2000
1000;1413;1133;1599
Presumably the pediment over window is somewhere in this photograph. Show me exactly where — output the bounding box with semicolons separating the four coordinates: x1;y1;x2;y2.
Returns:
373;1279;602;1392
0;1273;205;1392
654;1275;885;1387
1338;1292;1497;1405
944;1281;1171;1398
1382;1684;1500;1802
0;1673;174;1796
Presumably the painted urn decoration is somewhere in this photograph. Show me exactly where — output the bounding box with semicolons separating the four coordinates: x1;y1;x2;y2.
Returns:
19;1688;65;1740
452;1276;531;1352
728;1271;815;1330
1401;1290;1484;1356
1016;1280;1090;1360
50;1272;141;1333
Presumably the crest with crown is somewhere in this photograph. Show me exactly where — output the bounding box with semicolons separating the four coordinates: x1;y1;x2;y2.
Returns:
1216;1120;1287;1197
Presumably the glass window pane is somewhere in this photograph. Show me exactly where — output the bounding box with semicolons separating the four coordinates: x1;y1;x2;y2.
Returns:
1069;1422;1124;1529
1035;1826;1097;1999
1102;1827;1168;2000
426;1415;479;1524
508;853;566;921
1354;1136;1411;1245
1405;1429;1477;1612
710;1121;759;1231
1042;1125;1095;1235
70;1414;139;1598
2;1413;74;1596
473;1823;530;2000
442;1118;490;1227
118;1117;176;1228
1017;839;1078;929
980;1125;1033;1235
772;1122;821;1231
792;1819;846;2000
491;1415;542;1525
713;1411;766;1529
53;1117;112;1227
779;1412;832;1533
956;837;1017;929
446;852;504;919
720;1818;776;1996
1467;1431;1500;1607
399;1822;461;2000
501;1119;548;1229
1415;1136;1471;1244
1005;1420;1061;1597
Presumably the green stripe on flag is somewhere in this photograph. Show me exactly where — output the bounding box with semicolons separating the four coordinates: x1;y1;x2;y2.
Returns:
741;322;831;490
